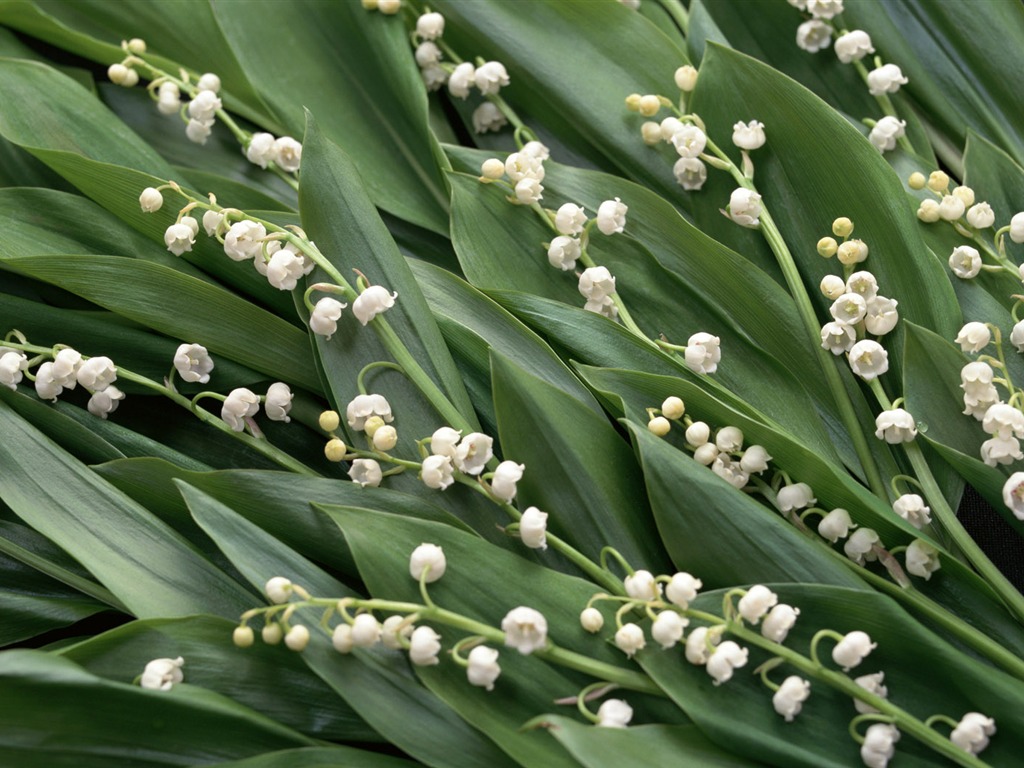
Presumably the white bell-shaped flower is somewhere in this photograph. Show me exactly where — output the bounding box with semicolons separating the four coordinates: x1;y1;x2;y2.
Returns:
352;285;398;326
420;454;455;490
595;197;628;235
519;506;548;549
273;137;302;173
866;64;908;95
309;297;347;339
831;630;876;671
87;385;125;419
596;698;633;728
466;645;501;691
761;603;800;643
408;626;442;665
490;460;525;502
221;387;260;431
409;543;446;583
772;676;811;721
501;606;548;655
834;29;874;63
264;382;293;422
140;656;184;690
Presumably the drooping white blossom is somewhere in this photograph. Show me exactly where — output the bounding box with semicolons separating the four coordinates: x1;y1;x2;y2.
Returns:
501;606;548;654
467;645;501;691
352;285;398;325
834;29;874;63
866;64;908;96
596;197;628;235
349;458;383;487
140;656;184;690
772;676;811;722
832;630;876;671
420;454;455;490
732;120;766;150
519;506;548;549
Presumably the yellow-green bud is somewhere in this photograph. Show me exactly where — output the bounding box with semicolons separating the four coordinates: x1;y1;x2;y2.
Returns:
837;239;869;265
285;624;311;651
262;623;284;645
907;172;926;190
641;121;662;145
832;217;854;238
661;396;685;420
817;236;838;258
638;94;661;117
107;63;130;85
625;93;642;111
648;416;671;436
361;0;378;7
480;158;505;179
233;625;255;648
927;171;949;193
952;185;975;207
363;415;385;437
917;199;941;223
319;410;340;432
378;0;401;14
126;38;147;54
324;438;347;462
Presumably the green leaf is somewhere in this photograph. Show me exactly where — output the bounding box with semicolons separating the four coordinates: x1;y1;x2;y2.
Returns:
0;649;316;767
639;584;1024;767
298;114;475;423
535;717;761;768
206;747;417;768
0;401;254;619
491;351;670;572
1;254;320;391
213;0;450;233
59;614;374;742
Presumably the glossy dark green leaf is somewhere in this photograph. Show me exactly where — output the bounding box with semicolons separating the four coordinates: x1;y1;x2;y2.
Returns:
213;0;450;234
1;254;320;391
0;649;316;767
491;351;669;572
0;401;253;619
207;747;416;768
59;615;373;742
535;716;761;768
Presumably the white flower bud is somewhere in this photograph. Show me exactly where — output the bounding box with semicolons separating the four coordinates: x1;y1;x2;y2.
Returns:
614;622;646;657
832;630;876;671
648;416;671;436
197;72;221;93
408;626;441;665
917;198;941;223
580;607;604;633
715;425;743;452
834;29;874;63
472;102;507;134
693;442;718;465
262;623;283;645
480;158;505;179
416;11;445;40
521;141;550;160
380;615;413;649
246;132;277;169
661;396;685;420
596;698;633;728
651;610;688;649
773;677;811;722
866;63;908;95
265;576;293;604
685;421;710;446
466;645;501;691
519;506;548;549
409;543;446;583
332;623;354;653
346;393;392;431
777;482;815;512
233;625;255;647
737;585;778;624
837;239;869;265
761;603;800;643
727;188;761;227
596;197;628;235
1010;212;1024;243
706;640;748;684
966;202;995;229
869;116;906;153
674;65;698;92
796;20;831;52
350;613;382;647
140;656;184;690
640;120;662;145
624;570;660;601
372;424;398;451
956;321;991;353
665;572;702;608
352;285;398;326
474;61;510;95
188;90;221;122
818;508;856;542
139;187;164;212
87;385;125;419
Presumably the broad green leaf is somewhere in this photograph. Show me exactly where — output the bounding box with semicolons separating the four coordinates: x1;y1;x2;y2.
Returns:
0;401;254;619
207;747;416;768
94;459;476;582
0;649;316;766
629;422;863;589
1;254;320;391
535;717;761;768
433;0;688;202
59;614;373;742
213;0;450;234
298;116;475;429
326;505;684;768
491;351;670;572
690;45;961;344
639;584;1024;767
411;258;603;435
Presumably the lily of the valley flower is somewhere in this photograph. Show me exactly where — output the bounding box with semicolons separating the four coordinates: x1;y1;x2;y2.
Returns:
596;698;634;728
490;460;525;502
415;11;445;40
624;569;661;601
1010;211;1024;243
737;585;778;624
1003;472;1024;520
966;203;995;230
861;723;900;768
466;645;501;690
821;321;856;355
409;543;446;583
547;236;581;271
352;285;398;325
519;506;548;549
221;387;260;431
347;393;393;431
848;340;889;381
224;220;267;261
844;527;881;565
773;676;811;721
0;351;27;390
310;297;347;339
874;408;917;444
554;203;587;235
453;432;493;475
818;507;856;542
448;62;475;99
869;116;906;153
761;604;800;643
264;382;293;422
795;20;832;53
706;640;749;684
853;671;888;714
409;626;442;665
684;332;722;374
982;402;1024;438
866;64;908;96
651;610;687;649
892;494;932;529
348;458;383;487
684;626;717;664
87;385;125;419
502;606;548;654
905;539;941;580
580;607;604;633
671;124;707;158
164;221;196;256
673;157;707;190
834;29;874;63
246;132;277;168
614;622;646;657
173;343;214;383
578;266;616;300
474;61;510;95
950;712;996;755
666;572;702;608
272;137;302;173
949;245;982;279
420;454;455;490
140;656;185;690
265;576;293;603
806;0;843;18
472;102;507;134
732;120;766;150
596;197;628;235
266;249;305;290
777;482;816;512
139;187;164;212
832;630;876;671
77;356;117;391
727;188;761;227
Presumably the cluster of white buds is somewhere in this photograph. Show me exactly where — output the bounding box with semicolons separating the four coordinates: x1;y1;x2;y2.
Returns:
106;38;146;88
479;142;550;206
817;219;898;383
441;49;511;134
411;11;448;91
630;98;710;192
245;132;303;173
